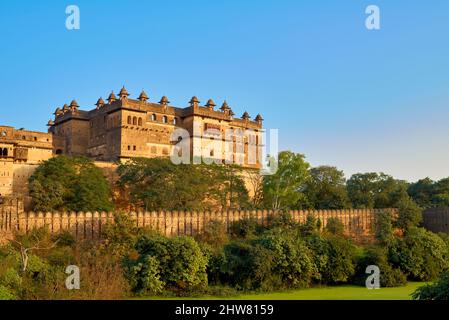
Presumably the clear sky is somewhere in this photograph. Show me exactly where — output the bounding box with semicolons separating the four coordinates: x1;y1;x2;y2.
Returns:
1;0;448;182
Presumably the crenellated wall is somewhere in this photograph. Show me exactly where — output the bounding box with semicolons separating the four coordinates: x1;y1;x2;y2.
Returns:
0;209;396;243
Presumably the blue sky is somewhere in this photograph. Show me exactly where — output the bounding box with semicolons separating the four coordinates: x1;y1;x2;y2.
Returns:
1;0;448;182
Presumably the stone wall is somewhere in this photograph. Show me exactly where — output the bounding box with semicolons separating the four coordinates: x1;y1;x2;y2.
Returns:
423;207;449;234
0;209;395;242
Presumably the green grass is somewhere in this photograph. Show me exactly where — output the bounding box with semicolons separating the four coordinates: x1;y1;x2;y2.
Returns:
144;282;426;300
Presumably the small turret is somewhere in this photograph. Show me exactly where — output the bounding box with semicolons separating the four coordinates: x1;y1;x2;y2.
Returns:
119;86;129;100
255;114;264;124
159;96;170;105
62;104;70;113
138;90;149;102
242;111;250;120
220;100;230;112
54;107;63;117
205;99;216;111
69;100;78;110
108;91;117;104
95;97;105;109
189;96;200;108
47;119;55;126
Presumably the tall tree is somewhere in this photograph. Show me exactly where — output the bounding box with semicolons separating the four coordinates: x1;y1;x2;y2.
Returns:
262;151;310;210
347;172;409;209
303;166;351;209
117;158;250;211
29;156;113;212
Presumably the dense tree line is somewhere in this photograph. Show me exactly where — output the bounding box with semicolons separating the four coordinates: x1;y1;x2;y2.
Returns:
27;152;449;213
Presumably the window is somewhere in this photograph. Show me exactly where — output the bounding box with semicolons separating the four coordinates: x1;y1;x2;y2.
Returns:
162;148;169;155
127;145;131;151
162;116;168;124
2;148;7;157
151;146;157;154
138;118;142;126
151;114;156;121
133;146;137;151
133;117;137;125
127;116;132;124
34;137;37;141
173;117;178;125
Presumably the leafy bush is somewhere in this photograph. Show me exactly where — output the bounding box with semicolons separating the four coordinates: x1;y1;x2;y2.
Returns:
0;285;16;300
353;246;406;287
132;235;208;292
220;240;278;291
29;155;113;212
101;212;141;258
412;270;449;300
325;218;345;236
195;220;229;249
299;214;321;236
127;255;164;295
395;198;422;232
306;234;356;284
374;210;395;246
255;229;315;289
391;227;449;281
230;217;264;239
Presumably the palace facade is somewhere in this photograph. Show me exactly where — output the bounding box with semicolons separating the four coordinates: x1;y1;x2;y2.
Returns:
0;86;264;199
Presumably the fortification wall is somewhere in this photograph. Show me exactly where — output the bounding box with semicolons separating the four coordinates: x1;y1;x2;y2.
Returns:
0;209;395;243
423;207;449;234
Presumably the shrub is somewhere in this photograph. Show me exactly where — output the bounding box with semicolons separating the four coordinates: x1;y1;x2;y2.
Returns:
101;212;141;258
325;218;345;236
374;210;395;246
391;227;449;281
300;214;321;236
266;211;298;230
254;229;316;289
353;246;407;287
0;285;16;300
412;270;449;300
306;234;356;284
126;255;164;295
132;235;208;292
195;220;229;249
229;217;264;239
220;240;278;291
395;198;422;232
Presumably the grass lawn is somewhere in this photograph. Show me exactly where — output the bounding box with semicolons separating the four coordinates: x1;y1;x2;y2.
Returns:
145;282;426;300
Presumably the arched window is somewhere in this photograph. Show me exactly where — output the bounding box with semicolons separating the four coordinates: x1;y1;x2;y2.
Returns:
2;148;8;157
127;116;132;124
151;114;156;121
173;117;178;125
138;118;142;126
162;116;168;124
151;146;157;154
133;117;137;125
162;148;169;155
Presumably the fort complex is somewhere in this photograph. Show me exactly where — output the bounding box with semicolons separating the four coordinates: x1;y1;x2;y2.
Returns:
0;87;264;200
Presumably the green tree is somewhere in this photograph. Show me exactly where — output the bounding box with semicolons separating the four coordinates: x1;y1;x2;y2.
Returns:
303;166;351;209
117;158;250;211
407;177;435;208
347;172;410;209
29;156;113;212
262;151;310;210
